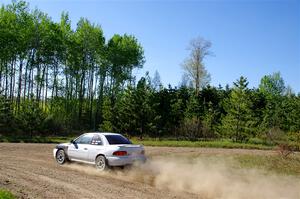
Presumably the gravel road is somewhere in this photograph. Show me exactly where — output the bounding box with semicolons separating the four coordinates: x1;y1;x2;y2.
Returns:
0;143;295;199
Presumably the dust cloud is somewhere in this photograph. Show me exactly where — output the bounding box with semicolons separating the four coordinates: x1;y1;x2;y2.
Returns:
65;157;300;199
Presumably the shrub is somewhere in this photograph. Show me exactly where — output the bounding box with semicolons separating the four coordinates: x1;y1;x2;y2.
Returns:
42;114;65;135
248;137;264;145
263;127;296;157
0;189;15;199
178;117;218;141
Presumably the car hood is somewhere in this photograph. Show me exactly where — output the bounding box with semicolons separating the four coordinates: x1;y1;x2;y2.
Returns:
55;143;70;149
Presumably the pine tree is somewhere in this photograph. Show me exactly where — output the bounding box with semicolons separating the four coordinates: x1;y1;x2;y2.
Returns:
222;76;254;142
132;76;157;139
114;85;136;136
98;97;113;132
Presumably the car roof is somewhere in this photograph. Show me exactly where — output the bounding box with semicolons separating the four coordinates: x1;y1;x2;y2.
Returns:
84;132;121;136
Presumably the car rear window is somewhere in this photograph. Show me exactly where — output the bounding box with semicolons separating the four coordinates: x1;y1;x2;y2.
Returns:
105;135;132;145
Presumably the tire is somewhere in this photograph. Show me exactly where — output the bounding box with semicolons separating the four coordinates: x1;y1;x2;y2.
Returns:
95;155;108;171
56;149;66;165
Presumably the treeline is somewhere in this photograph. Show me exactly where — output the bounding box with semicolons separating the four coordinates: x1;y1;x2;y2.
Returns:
110;73;300;143
1;1;300;145
0;1;144;135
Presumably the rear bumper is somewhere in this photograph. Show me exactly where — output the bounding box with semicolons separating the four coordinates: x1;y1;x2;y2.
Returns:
106;155;146;166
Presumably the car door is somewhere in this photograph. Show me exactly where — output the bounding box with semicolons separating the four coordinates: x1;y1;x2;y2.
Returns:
68;134;93;161
87;134;105;162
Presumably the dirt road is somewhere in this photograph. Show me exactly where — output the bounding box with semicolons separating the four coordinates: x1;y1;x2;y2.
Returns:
0;143;298;199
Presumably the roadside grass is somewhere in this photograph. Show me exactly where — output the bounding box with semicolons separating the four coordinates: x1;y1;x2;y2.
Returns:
234;153;300;176
173;152;300;176
132;139;274;150
0;135;73;144
0;189;15;199
0;135;274;150
0;135;276;150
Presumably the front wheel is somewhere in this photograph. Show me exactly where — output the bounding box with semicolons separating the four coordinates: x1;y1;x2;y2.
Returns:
56;149;66;165
95;155;108;171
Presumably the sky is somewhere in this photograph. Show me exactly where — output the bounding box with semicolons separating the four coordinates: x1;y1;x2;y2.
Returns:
2;0;300;92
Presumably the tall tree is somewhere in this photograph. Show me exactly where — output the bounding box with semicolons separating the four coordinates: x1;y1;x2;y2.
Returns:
259;72;286;131
222;76;254;142
104;34;144;130
259;72;285;96
132;76;155;139
182;37;212;94
106;34;144;96
151;70;162;91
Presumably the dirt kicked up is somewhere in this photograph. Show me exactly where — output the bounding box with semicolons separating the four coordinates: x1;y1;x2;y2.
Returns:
0;143;299;199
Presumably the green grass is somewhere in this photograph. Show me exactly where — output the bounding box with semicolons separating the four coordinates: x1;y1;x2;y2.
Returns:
0;189;15;199
174;152;300;176
0;135;275;150
234;153;300;176
0;135;73;144
132;139;274;150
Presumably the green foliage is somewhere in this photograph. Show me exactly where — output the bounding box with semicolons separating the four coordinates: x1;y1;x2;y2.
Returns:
178;117;202;141
42;114;65;134
222;76;254;142
281;95;300;132
202;101;220;138
287;131;300;143
131;76;157;137
263;127;288;145
16;101;46;136
0;94;14;132
184;92;201;119
0;135;74;143
248;137;265;145
99;97;113;132
131;138;273;150
259;72;285;96
0;1;299;148
0;1;144;135
107;34;145;95
0;189;15;199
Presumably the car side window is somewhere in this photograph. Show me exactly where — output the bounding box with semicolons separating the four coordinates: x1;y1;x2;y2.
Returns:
91;135;102;145
75;134;93;144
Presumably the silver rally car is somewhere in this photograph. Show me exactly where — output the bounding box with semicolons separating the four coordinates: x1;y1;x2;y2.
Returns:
53;132;146;171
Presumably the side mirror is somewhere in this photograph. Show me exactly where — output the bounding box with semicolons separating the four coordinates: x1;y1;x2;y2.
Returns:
70;139;74;144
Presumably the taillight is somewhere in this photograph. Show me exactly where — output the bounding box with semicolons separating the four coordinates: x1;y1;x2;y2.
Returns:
113;151;127;156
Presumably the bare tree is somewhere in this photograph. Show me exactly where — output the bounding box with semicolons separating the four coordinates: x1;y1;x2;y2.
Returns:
182;37;212;94
152;70;162;91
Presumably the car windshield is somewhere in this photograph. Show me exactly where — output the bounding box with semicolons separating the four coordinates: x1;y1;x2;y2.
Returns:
105;135;132;145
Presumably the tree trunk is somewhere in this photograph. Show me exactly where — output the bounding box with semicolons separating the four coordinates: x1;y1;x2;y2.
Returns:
95;71;106;129
17;59;23;110
78;71;85;122
44;65;48;109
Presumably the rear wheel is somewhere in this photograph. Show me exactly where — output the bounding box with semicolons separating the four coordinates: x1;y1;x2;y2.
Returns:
56;149;66;165
95;155;108;171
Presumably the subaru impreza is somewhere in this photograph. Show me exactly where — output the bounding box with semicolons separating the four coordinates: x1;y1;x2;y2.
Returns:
53;132;146;171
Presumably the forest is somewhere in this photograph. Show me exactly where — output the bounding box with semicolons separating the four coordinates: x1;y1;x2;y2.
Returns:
0;1;300;146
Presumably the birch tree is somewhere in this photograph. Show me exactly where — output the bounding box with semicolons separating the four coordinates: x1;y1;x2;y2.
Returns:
182;37;212;94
